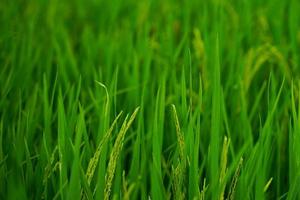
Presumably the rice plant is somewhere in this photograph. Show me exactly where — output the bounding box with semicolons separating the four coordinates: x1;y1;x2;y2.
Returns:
1;0;300;199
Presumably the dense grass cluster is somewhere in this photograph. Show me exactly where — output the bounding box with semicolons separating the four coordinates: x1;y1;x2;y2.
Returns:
1;0;300;199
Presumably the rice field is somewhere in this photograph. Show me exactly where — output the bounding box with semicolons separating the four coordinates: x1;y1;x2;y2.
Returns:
1;0;300;199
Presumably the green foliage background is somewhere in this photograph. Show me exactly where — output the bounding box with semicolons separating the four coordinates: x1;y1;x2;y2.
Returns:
1;0;300;199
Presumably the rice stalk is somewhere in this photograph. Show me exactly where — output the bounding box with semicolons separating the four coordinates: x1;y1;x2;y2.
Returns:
171;104;186;200
244;44;291;92
104;107;140;200
43;145;58;185
227;157;243;200
219;136;230;200
171;104;186;164
199;178;208;200
122;171;136;200
85;111;123;185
